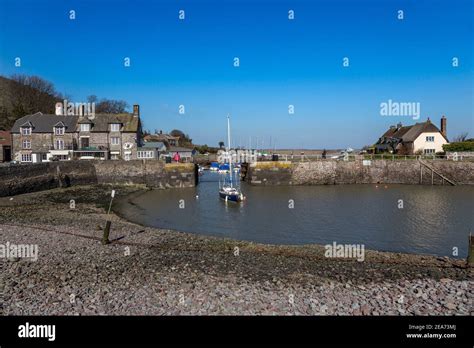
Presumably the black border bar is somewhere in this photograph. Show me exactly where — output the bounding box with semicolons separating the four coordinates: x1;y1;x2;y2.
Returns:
0;316;472;345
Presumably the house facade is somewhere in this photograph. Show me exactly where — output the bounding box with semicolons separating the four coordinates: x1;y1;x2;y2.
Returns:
165;146;195;161
0;131;12;162
137;141;167;160
11;105;142;163
375;116;449;155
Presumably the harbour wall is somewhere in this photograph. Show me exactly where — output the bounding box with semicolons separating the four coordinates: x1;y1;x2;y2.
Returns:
245;160;474;186
0;161;197;197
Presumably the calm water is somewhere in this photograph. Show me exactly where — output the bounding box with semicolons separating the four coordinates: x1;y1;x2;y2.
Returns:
115;172;474;257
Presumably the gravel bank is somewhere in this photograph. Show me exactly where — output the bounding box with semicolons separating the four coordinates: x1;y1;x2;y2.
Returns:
0;185;472;315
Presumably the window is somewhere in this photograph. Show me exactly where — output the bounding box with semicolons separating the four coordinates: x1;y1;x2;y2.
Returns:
21;127;31;135
55;139;64;150
22;140;31;149
111;154;119;160
41;153;48;161
110;124;120;132
80;124;90;132
21;154;32;162
111;137;120;145
55;127;65;135
426;136;435;142
137;151;154;159
424;149;435;154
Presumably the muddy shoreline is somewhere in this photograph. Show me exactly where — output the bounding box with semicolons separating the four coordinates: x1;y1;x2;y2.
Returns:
0;185;472;315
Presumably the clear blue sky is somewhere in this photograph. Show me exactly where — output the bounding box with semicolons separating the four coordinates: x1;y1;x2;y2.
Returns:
0;0;472;148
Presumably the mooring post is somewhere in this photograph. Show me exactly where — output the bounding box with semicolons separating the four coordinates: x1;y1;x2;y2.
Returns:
420;163;423;184
468;233;474;266
56;165;62;188
102;189;115;245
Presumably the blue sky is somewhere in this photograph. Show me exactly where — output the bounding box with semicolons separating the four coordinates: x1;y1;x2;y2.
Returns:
0;0;472;148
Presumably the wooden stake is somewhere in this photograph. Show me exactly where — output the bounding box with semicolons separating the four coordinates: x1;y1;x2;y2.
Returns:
468;234;474;266
102;190;115;245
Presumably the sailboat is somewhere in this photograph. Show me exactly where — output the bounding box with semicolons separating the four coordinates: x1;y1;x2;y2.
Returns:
219;115;245;203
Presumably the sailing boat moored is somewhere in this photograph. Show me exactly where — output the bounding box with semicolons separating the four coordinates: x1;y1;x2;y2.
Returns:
219;115;245;202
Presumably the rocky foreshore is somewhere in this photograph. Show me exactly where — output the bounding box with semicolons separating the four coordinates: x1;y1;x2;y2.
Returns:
0;185;472;315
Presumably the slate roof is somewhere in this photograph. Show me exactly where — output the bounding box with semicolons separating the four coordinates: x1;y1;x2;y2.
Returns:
168;146;194;153
11;112;140;133
11;113;79;133
77;114;139;132
141;141;166;149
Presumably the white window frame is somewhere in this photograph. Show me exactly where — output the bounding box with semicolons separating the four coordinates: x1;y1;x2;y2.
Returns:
137;151;154;159
424;149;435;154
54;127;65;135
111;137;120;145
425;136;434;142
110;123;120;132
80;124;90;132
22;139;31;149
21;127;31;135
55;139;64;150
21;153;32;162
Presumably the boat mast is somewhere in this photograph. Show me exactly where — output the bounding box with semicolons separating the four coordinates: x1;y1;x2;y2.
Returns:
227;114;233;187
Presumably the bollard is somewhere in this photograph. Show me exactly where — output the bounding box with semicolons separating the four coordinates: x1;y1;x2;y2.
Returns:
468;234;474;266
102;220;111;245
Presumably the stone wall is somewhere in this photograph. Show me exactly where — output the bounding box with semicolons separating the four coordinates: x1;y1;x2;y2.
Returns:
246;160;474;186
0;161;97;196
0;161;196;197
93;161;196;188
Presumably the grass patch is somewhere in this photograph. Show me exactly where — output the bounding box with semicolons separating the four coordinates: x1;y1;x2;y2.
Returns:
253;161;292;169
164;163;195;171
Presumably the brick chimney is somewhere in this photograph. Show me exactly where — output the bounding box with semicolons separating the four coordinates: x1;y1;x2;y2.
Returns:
441;115;447;138
133;104;140;117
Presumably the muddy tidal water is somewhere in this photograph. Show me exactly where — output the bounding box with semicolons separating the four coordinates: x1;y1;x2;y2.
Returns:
115;172;474;257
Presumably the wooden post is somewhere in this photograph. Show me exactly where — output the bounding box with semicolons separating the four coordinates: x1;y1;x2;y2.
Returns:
420;164;423;184
431;168;434;185
468;234;474;266
102;190;115;245
56;166;62;188
102;220;111;245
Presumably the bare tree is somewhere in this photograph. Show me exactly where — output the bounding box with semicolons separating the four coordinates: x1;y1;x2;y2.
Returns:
87;96;129;113
452;132;468;142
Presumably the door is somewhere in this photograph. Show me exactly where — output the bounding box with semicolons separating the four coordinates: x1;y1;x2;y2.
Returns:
3;146;11;162
80;138;89;149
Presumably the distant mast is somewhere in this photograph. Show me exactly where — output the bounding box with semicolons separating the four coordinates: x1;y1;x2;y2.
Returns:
227;114;233;187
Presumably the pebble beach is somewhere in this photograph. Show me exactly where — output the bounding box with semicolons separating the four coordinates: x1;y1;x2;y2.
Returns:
0;185;472;315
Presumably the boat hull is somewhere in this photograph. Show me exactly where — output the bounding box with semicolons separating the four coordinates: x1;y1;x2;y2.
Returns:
219;191;243;202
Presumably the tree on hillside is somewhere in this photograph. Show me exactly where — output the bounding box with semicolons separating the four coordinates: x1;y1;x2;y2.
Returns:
170;129;193;146
87;95;128;113
218;141;225;149
0;75;63;129
11;74;57;96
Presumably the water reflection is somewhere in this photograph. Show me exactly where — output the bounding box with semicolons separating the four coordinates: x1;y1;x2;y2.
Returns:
115;172;474;257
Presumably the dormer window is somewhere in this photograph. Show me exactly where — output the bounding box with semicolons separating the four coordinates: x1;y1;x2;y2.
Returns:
21;127;31;135
110;123;121;132
54;127;65;135
80;124;90;132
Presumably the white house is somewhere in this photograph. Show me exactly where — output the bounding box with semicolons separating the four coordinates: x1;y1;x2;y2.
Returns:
375;116;449;155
